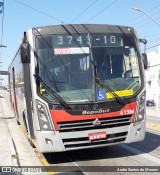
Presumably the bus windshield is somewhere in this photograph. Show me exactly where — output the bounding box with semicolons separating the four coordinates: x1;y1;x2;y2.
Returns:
35;33;142;103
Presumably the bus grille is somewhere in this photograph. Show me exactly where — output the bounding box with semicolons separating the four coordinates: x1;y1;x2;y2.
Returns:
57;115;132;132
62;132;128;150
58;115;131;150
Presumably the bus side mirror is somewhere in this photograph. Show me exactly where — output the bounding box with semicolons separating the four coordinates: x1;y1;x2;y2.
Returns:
139;38;147;45
139;38;148;70
20;42;30;63
142;53;148;69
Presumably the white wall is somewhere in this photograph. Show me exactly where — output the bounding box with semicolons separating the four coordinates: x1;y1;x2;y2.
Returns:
145;51;160;110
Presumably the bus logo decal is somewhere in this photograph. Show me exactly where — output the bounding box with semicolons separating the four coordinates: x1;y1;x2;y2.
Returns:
93;118;101;126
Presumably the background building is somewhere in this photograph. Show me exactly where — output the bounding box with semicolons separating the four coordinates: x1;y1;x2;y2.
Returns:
145;50;160;110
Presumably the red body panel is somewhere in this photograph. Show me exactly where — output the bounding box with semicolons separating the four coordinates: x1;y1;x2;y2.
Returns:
50;102;137;131
10;94;17;113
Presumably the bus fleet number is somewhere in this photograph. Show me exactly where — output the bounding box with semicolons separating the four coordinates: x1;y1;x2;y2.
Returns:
120;109;134;115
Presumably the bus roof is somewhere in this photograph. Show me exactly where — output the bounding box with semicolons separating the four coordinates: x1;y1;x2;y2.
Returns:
31;24;135;36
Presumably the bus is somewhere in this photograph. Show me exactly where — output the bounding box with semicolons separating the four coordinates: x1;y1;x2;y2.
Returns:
8;24;148;153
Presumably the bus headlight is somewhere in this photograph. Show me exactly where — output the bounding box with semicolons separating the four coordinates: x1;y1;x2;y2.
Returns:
135;92;146;122
137;114;143;120
36;100;52;131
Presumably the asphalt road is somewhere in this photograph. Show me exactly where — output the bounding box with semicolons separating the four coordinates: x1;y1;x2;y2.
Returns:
43;130;160;175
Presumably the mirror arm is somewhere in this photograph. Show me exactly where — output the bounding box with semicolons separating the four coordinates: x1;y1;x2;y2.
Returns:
20;32;30;63
139;38;148;70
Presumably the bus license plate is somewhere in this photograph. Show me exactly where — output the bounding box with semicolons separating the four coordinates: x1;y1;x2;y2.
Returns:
88;132;106;141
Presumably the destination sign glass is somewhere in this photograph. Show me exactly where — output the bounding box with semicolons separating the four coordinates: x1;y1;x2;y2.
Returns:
52;34;123;49
91;34;122;47
52;34;89;48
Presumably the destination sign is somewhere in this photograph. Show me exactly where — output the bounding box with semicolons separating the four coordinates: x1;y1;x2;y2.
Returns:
52;34;122;48
92;34;122;47
53;34;89;48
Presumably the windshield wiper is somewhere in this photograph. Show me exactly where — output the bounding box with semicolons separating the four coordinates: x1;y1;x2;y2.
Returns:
33;74;71;110
96;78;125;105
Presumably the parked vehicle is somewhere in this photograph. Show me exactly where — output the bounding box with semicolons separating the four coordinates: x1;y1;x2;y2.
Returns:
146;99;155;106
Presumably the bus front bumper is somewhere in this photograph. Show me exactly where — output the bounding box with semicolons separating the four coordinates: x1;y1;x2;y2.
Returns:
34;120;145;153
